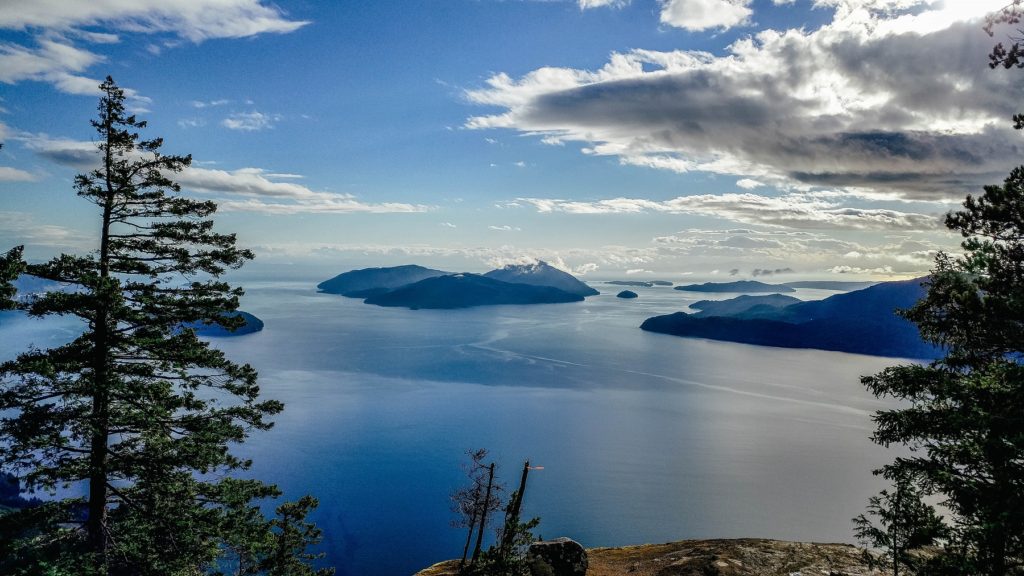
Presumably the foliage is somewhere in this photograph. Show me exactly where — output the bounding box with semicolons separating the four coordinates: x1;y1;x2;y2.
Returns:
0;77;329;575
861;165;1024;574
853;474;946;575
467;517;540;576
452;449;505;567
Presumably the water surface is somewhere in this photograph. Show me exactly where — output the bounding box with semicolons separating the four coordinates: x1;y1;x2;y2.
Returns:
1;280;908;575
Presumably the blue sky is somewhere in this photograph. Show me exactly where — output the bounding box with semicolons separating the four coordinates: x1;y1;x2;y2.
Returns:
0;0;1018;280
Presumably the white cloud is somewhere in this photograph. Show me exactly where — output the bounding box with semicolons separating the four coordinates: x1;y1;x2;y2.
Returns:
0;1;309;42
736;178;763;189
0;211;90;249
488;225;522;231
658;0;752;31
177;167;427;214
24;135;425;215
221;111;280;131
0;166;37;181
516;193;941;230
192;99;230;108
464;2;1017;201
579;0;629;7
828;264;896;275
440;222;457;228
0;1;307;95
178;117;206;128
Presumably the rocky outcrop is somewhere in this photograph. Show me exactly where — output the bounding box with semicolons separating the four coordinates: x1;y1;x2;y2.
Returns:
415;538;886;576
528;538;588;576
616;290;638;299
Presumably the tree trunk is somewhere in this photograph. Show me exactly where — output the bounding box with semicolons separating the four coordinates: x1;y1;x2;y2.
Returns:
500;460;530;556
86;97;116;569
471;463;495;563
460;506;478;567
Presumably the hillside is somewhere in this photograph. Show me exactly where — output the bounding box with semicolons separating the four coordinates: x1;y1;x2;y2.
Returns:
363;273;584;309
317;265;450;297
644;278;940;359
484;261;599;297
674;281;795;293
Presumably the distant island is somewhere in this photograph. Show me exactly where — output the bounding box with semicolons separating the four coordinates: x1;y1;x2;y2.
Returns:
674;280;796;293
187;311;264;336
782;280;876;290
364;274;583;309
317;264;449;297
484;261;598;297
318;261;598;309
616;290;639;299
605;280;673;287
689;294;801;318
644;278;940;359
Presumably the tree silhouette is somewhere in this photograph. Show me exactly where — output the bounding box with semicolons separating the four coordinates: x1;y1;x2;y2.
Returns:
0;77;327;575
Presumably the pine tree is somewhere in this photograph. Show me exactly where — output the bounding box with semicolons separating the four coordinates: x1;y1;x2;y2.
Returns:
0;77;313;574
861;167;1024;574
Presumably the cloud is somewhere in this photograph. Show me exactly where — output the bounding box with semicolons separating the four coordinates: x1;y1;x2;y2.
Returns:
191;99;230;108
751;267;794;276
177;167;427;214
0;1;309;42
658;0;752;31
648;226;950;276
488;225;522;231
0;166;38;181
0;1;307;95
516;193;941;230
221;111;281;131
736;178;763;189
828;264;895;275
0;211;90;249
464;1;1019;200
440;222;457;228
579;0;628;7
24;135;425;214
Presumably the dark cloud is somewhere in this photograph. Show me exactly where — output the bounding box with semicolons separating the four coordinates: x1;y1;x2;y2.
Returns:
752;267;794;276
466;13;1024;200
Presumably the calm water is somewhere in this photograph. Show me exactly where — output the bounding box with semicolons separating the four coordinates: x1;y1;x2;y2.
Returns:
1;280;909;575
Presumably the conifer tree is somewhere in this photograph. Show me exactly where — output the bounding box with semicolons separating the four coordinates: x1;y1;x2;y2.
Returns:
861;167;1024;574
0;77;311;574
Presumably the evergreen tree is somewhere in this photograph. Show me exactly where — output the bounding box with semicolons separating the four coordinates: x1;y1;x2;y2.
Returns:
861;167;1024;574
853;474;946;575
0;77;323;574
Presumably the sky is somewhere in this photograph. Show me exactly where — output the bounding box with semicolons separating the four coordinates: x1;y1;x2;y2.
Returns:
0;0;1020;281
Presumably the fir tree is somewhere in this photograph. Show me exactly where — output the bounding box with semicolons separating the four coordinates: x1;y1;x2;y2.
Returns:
0;77;324;574
861;167;1024;574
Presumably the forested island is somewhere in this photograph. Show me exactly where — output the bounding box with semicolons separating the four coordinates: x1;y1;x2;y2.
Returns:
318;261;597;309
644;279;939;358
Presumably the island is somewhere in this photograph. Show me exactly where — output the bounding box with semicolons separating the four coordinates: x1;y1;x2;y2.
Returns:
364;274;584;309
616;290;638;299
605;280;672;287
317;264;450;297
782;280;876;290
689;293;801;318
674;280;796;293
187;311;264;336
644;278;939;358
483;261;598;297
